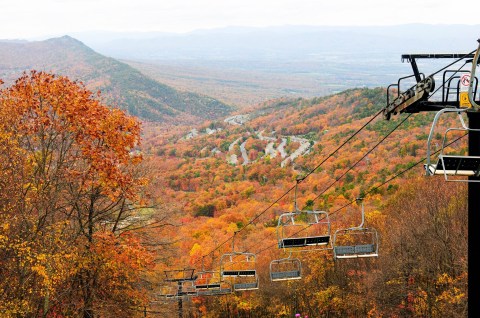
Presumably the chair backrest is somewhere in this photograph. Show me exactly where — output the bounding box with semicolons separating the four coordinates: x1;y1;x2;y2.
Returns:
425;108;480;181
276;210;332;252
270;255;302;282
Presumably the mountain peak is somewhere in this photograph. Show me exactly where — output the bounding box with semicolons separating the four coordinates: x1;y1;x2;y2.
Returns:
44;35;91;50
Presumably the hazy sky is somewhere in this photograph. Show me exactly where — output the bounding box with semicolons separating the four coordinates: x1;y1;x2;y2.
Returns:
1;0;478;39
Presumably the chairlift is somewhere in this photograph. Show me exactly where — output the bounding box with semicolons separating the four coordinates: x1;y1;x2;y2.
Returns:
269;251;302;282
195;257;232;296
425;108;480;181
277;179;332;252
195;270;222;290
158;268;198;299
220;232;259;291
333;199;379;259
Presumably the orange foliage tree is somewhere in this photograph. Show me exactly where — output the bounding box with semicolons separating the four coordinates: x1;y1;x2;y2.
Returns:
0;71;153;317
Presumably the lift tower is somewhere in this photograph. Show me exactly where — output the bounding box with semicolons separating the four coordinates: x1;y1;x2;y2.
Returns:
383;40;479;317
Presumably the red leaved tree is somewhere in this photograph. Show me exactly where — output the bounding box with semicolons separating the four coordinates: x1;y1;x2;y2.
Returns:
0;71;153;317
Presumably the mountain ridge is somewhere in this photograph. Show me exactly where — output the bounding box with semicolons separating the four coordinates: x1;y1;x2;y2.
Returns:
71;24;480;61
0;35;235;124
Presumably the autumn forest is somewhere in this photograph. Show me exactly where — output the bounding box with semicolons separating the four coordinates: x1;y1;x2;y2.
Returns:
0;36;471;318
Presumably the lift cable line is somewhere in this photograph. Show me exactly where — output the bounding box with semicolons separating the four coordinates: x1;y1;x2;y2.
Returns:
171;47;478;315
185;47;478;298
195;83;439;265
248;132;467;258
192;108;386;265
154;42;478;314
193;43;478;273
242;117;448;258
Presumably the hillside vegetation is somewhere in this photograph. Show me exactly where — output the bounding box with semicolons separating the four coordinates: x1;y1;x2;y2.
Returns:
141;87;467;316
0;68;468;317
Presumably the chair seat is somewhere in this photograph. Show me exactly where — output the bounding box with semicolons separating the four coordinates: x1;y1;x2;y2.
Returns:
426;155;480;176
234;282;258;291
222;270;256;277
334;244;377;258
271;270;301;280
195;283;221;290
279;235;330;248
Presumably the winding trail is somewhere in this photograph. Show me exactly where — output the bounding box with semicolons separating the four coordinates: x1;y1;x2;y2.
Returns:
226;137;242;165
224;130;313;167
281;137;311;167
240;141;249;165
277;138;287;158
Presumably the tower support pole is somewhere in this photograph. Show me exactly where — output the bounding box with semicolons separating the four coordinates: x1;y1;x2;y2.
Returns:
468;111;480;318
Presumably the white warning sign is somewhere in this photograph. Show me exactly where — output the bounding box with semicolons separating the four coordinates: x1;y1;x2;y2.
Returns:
460;73;470;92
459;73;472;108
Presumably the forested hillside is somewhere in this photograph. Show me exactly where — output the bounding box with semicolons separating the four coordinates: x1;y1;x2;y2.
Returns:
141;87;468;316
0;36;234;123
0;70;467;317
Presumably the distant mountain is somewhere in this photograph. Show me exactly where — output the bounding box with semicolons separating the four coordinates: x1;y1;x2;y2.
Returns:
0;36;235;123
72;24;480;62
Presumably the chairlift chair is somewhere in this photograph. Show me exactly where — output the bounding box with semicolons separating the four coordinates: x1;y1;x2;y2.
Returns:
220;232;259;291
425;41;480;180
276;179;332;252
424;108;480;181
195;257;232;296
269;251;302;282
196;279;233;296
333;199;379;259
159;268;198;300
277;210;332;251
